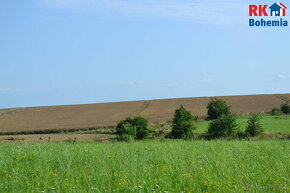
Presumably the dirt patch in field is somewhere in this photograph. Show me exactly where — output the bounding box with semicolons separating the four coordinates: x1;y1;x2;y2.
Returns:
0;94;289;134
0;134;116;143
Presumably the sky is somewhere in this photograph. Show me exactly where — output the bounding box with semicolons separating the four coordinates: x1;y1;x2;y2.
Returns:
0;0;289;108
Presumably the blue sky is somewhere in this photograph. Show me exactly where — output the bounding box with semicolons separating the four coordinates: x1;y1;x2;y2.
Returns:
0;0;289;108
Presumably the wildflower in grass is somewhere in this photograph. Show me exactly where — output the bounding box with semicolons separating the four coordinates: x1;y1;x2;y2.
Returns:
181;173;193;178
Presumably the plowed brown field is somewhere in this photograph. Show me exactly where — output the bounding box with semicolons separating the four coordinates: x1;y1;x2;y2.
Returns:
0;94;289;134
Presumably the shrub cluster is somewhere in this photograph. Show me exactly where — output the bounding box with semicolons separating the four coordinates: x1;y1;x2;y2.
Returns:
116;116;150;141
116;100;265;141
269;108;283;116
280;103;290;114
269;103;290;116
207;113;240;138
206;100;263;138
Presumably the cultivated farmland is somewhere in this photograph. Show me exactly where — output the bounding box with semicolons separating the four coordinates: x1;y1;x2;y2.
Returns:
0;94;289;134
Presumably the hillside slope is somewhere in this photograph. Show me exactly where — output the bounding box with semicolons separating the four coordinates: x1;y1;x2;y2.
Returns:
0;94;289;133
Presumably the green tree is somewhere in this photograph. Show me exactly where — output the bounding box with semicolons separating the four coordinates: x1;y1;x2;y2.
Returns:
116;117;137;137
116;116;150;140
132;116;150;140
207;100;231;120
245;114;263;137
207;113;240;137
280;103;290;114
170;105;196;139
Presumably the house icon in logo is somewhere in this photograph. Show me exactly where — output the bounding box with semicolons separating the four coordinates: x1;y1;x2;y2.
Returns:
269;3;287;16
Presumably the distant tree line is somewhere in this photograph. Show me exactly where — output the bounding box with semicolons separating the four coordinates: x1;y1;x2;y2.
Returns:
269;103;290;116
115;98;283;141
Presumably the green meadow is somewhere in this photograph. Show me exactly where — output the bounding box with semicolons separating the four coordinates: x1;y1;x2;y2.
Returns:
0;140;289;193
195;115;290;133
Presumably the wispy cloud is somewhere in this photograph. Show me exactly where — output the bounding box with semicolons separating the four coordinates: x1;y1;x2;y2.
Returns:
197;78;214;83
0;88;24;93
36;0;248;26
270;74;290;82
263;74;290;83
276;74;289;79
168;78;215;87
128;80;143;85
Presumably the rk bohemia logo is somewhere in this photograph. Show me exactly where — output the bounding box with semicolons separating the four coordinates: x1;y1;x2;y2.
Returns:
249;3;288;27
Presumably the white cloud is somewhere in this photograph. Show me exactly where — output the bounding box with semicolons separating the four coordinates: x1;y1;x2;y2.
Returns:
0;88;23;93
168;82;191;87
277;74;288;80
197;78;214;83
36;0;248;26
128;80;143;85
168;78;215;87
268;74;290;82
0;88;12;92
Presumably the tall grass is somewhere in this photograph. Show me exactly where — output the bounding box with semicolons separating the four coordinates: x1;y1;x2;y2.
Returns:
0;140;289;192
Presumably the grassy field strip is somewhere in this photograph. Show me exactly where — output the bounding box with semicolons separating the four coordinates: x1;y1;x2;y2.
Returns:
0;140;289;192
195;115;290;133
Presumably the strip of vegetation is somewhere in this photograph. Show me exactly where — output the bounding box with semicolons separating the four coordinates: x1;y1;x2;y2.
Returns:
1;102;288;140
0;126;115;136
268;102;290;116
116;100;289;141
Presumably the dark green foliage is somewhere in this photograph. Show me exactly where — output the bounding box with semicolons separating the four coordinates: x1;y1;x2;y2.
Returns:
269;108;283;116
280;103;290;114
132;116;150;140
206;100;231;120
193;115;199;122
116;134;135;142
170;105;196;139
116;116;149;140
207;113;240;137
245;114;263;137
116;118;137;136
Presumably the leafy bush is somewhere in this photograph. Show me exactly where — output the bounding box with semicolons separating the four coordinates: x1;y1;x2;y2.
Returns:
269;108;283;116
207;113;240;138
116;116;149;140
207;100;231;120
193;115;199;122
280;103;290;114
116;118;137;136
170;105;196;139
245;114;263;137
132;116;150;140
116;134;135;142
